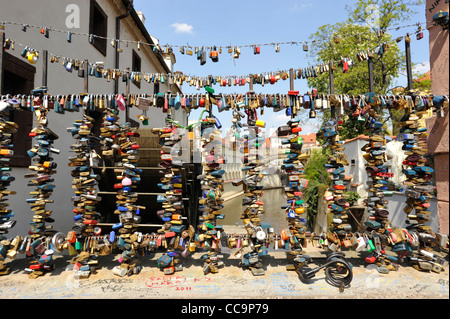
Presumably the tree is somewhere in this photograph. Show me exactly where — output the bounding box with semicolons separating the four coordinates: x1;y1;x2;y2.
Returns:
307;0;424;138
346;0;424;92
307;22;403;95
303;148;330;229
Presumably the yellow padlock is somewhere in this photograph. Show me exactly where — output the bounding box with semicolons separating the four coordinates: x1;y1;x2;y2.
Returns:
295;207;305;214
27;51;38;64
255;119;265;128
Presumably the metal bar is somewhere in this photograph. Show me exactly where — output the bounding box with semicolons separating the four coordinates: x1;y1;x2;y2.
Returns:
329;62;335;94
84;59;89;93
125;68;130;122
94;167;162;170
368;56;374;92
289;68;295;119
405;34;413;91
97;223;163;228
97;191;188;200
0;32;5;95
289;68;294;91
41;50;48;88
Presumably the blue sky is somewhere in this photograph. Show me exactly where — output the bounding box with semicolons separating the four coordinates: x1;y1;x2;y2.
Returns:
134;0;431;134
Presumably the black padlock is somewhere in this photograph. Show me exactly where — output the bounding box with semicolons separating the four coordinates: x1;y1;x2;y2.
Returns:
200;50;207;66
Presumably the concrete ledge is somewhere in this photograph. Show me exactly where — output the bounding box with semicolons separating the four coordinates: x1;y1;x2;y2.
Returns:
0;247;448;299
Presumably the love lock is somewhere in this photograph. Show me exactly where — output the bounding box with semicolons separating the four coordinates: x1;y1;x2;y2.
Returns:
295;252;353;289
51;232;66;253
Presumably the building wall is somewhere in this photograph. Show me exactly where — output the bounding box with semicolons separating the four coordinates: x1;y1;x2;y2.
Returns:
426;112;449;233
425;0;449;234
426;0;449;95
0;0;187;238
341;137;439;233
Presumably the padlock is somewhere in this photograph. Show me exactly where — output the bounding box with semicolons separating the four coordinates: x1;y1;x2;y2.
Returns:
210;47;219;62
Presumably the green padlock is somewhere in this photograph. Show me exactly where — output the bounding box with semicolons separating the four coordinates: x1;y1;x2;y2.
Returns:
367;239;376;253
75;240;82;250
205;86;215;94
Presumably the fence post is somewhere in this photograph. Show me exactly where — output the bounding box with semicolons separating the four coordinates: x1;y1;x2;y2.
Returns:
84;59;89;93
329;62;336;119
368;56;374;92
42;50;48;88
329;61;335;95
0;32;5;95
405;34;413;91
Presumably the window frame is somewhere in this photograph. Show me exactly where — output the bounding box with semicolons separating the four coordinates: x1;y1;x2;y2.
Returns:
132;49;141;89
89;0;108;57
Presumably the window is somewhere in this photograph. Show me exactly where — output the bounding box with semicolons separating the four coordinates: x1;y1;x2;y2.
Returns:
132;50;141;88
89;0;108;56
2;51;35;167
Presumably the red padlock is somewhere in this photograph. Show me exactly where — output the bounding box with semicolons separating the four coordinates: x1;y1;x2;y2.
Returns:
163;97;168;113
254;46;260;54
365;256;377;264
342;61;349;73
199;97;205;108
30;264;43;270
270;75;276;85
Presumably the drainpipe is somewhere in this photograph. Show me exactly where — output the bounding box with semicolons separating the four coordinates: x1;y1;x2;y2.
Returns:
115;4;132;94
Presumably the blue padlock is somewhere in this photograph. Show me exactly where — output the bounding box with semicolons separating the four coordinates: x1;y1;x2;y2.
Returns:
109;230;115;242
288;209;296;218
112;223;123;230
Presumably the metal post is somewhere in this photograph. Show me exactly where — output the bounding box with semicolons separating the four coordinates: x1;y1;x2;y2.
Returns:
0;32;5;95
83;60;89;93
42;50;48;88
125;68;130;122
289;68;294;92
405;34;413;91
329;62;335;95
289;68;295;119
368;56;374;92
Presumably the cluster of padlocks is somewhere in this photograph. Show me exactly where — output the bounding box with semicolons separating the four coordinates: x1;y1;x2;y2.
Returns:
101;107;145;276
0;90;448;287
153;115;194;275
359;96;397;273
398;94;445;273
24;103;62;278
196;105;226;275
278;115;310;272
231;107;269;276
321;116;352;251
0;108;18;275
66;110;102;278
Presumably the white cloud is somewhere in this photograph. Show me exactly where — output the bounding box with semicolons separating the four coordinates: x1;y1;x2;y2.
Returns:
413;61;430;75
290;2;313;11
170;23;194;34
